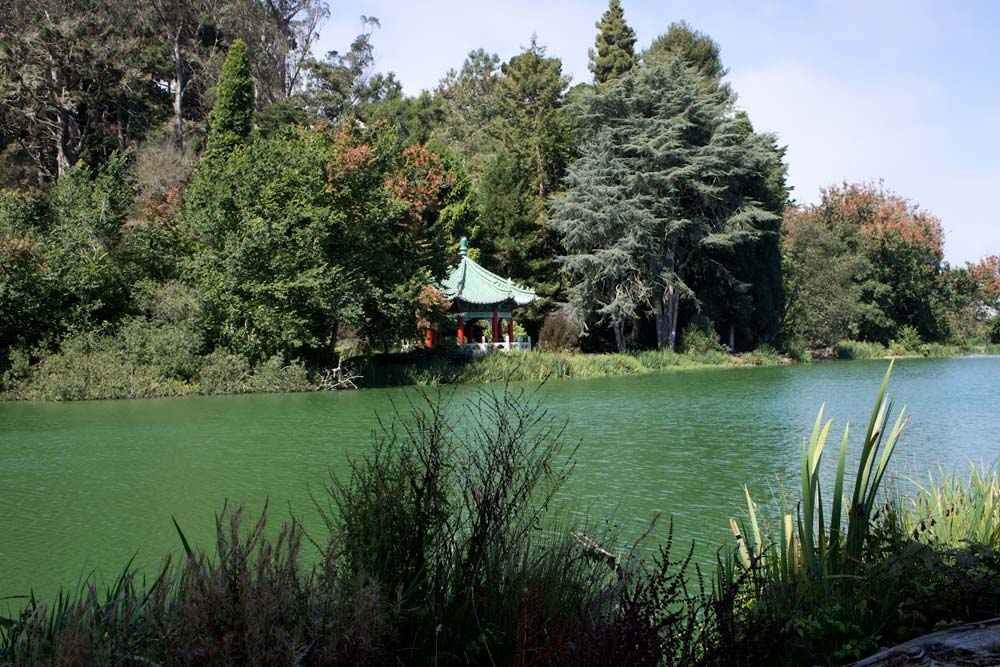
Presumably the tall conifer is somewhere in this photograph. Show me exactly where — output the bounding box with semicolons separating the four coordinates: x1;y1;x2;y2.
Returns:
553;57;781;351
588;0;638;84
207;39;254;154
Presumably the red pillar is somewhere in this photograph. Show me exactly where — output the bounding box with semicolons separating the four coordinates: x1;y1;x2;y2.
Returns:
457;314;465;345
425;328;434;348
492;306;499;343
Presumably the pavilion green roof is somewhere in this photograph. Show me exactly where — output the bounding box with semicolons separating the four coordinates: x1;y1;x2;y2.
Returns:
440;239;536;306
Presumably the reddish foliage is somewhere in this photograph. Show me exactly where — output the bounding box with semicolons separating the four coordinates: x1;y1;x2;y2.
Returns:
785;180;944;259
140;185;182;223
414;284;452;331
384;145;453;223
325;128;376;187
970;255;1000;304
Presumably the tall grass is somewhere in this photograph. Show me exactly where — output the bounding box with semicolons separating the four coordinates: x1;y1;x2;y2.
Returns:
733;362;907;582
832;340;887;360
902;462;1000;548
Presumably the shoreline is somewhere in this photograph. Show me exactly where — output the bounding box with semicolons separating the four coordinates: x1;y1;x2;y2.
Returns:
3;342;998;403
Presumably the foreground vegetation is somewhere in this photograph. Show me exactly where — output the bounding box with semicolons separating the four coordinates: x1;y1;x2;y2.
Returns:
3;366;999;666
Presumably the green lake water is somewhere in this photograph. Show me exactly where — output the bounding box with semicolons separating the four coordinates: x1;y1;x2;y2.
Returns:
2;356;999;602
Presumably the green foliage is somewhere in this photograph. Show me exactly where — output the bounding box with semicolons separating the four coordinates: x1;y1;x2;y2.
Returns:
186;123;453;363
679;313;728;355
206;39;254;155
903;463;1000;549
832;340;886;360
646;21;728;81
889;324;924;356
588;0;638;83
348;346;780;389
553;55;781;351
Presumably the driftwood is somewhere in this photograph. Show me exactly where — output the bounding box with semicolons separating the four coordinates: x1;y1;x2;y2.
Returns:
572;531;622;574
318;361;360;391
848;618;1000;667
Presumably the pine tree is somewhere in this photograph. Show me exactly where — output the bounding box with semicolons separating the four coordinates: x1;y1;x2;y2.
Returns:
207;39;254;154
550;130;648;352
553;57;781;351
588;0;638;84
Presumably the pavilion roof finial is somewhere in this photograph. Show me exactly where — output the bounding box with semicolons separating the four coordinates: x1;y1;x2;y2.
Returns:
459;236;468;257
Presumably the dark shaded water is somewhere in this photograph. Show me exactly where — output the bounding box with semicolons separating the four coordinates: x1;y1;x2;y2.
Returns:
2;356;998;600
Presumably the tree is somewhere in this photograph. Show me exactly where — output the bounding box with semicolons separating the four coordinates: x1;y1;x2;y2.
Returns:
783;181;947;345
550;130;645;352
588;0;638;84
222;0;329;105
694;113;790;348
186;123;455;362
782;210;867;346
0;0;166;182
148;0;225;152
206;39;254;154
646;21;728;81
304;16;387;122
431;49;504;180
553;56;780;350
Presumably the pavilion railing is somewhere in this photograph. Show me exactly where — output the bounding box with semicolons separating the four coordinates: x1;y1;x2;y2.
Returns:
461;337;532;355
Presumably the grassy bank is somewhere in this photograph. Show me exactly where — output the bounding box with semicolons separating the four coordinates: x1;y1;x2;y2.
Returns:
831;339;1000;360
3;367;999;666
347;345;789;389
4;335;998;401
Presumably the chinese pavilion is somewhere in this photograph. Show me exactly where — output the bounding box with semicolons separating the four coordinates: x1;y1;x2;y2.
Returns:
427;237;536;349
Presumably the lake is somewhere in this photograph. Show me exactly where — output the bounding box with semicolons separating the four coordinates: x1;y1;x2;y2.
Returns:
2;356;999;602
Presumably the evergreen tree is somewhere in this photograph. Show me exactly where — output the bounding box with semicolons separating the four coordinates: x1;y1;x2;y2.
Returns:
550;130;646;352
588;0;638;84
646;21;727;80
206;39;254;154
553;57;780;351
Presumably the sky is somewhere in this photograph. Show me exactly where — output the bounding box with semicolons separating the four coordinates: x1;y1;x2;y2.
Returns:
315;1;1000;265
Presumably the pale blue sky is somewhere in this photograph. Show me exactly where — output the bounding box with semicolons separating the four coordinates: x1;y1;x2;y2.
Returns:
316;1;1000;265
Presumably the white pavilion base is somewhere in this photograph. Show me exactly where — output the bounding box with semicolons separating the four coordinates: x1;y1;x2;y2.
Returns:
462;337;532;356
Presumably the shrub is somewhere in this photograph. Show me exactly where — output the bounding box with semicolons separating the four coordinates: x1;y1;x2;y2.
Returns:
680;313;728;355
832;339;886;360
538;310;582;352
197;349;251;395
119;317;202;380
889;324;924;356
248;355;313;392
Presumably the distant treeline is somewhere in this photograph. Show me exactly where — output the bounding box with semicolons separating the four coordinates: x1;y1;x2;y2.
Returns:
1;0;998;397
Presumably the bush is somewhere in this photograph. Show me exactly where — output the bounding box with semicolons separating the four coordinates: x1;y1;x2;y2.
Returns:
832;339;886;360
197;349;252;394
679;313;728;355
248;354;312;392
889;324;925;356
538;310;582;352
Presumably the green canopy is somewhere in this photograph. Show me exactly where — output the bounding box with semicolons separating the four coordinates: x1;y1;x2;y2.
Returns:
440;238;536;307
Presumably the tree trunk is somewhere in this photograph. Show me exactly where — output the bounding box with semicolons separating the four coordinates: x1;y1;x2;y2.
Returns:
327;318;339;366
653;285;680;351
172;30;185;152
535;143;546;196
55;108;80;178
613;319;627;353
